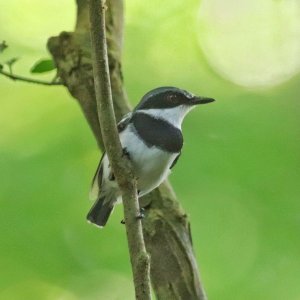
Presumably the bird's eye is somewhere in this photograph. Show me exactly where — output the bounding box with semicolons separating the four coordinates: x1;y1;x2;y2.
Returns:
167;94;178;102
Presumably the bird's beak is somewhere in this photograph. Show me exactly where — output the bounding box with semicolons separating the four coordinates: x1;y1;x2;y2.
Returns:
191;96;215;105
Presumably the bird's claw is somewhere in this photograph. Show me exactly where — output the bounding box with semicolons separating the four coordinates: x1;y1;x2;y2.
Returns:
137;207;145;220
120;208;146;225
109;171;115;181
122;147;131;160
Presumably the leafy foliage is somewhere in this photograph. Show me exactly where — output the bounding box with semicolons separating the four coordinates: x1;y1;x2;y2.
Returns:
0;42;56;74
30;59;56;73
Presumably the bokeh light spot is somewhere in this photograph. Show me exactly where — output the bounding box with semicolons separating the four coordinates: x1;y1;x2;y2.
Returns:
197;0;300;88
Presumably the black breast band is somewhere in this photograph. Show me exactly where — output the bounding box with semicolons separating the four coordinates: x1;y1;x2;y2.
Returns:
132;113;183;153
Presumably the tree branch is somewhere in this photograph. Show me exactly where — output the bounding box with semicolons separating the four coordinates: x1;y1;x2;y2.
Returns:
88;1;151;299
0;69;62;86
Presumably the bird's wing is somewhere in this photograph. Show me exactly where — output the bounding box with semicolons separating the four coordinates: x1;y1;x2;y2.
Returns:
117;112;132;133
89;112;133;201
89;153;105;201
170;152;181;169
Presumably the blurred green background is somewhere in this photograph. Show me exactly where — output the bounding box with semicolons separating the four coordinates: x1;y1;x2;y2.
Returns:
0;1;300;299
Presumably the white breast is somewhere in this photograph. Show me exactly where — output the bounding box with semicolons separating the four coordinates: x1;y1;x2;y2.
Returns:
137;105;195;129
119;124;178;195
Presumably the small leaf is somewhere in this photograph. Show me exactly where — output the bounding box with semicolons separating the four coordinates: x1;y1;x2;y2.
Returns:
5;57;19;67
0;41;8;53
30;59;56;73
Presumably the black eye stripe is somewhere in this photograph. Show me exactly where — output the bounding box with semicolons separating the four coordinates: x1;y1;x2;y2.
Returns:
167;94;178;101
134;87;195;110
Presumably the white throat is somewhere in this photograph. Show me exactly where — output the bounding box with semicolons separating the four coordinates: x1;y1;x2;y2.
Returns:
138;105;194;129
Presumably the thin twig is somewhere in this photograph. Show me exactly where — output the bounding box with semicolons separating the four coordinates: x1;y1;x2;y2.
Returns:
0;69;62;86
88;1;151;299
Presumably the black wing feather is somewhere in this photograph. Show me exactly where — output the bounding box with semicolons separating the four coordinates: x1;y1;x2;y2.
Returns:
170;152;181;169
117;112;132;133
90;113;132;197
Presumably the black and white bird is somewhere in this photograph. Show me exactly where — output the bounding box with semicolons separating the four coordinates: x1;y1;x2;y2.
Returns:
87;86;215;227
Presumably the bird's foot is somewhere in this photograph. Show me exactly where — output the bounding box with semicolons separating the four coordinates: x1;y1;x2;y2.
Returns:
136;207;145;220
108;171;115;181
120;208;146;225
122;147;131;160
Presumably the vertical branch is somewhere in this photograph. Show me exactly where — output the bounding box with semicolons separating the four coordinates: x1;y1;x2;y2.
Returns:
88;0;151;299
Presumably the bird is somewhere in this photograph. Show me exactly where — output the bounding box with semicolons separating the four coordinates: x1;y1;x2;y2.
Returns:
87;86;215;227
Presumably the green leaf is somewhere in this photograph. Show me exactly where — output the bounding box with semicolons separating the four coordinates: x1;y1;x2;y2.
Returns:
30;59;56;73
0;41;8;53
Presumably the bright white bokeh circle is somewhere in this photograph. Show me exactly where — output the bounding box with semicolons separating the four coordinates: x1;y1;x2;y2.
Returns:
197;0;300;88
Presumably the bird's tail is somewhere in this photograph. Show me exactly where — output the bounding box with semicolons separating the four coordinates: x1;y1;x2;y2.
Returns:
87;194;115;228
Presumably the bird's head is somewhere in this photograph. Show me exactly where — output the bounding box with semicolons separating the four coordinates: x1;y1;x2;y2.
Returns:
134;87;215;128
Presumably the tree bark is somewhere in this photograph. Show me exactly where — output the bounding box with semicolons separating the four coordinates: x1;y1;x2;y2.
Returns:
47;0;206;299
